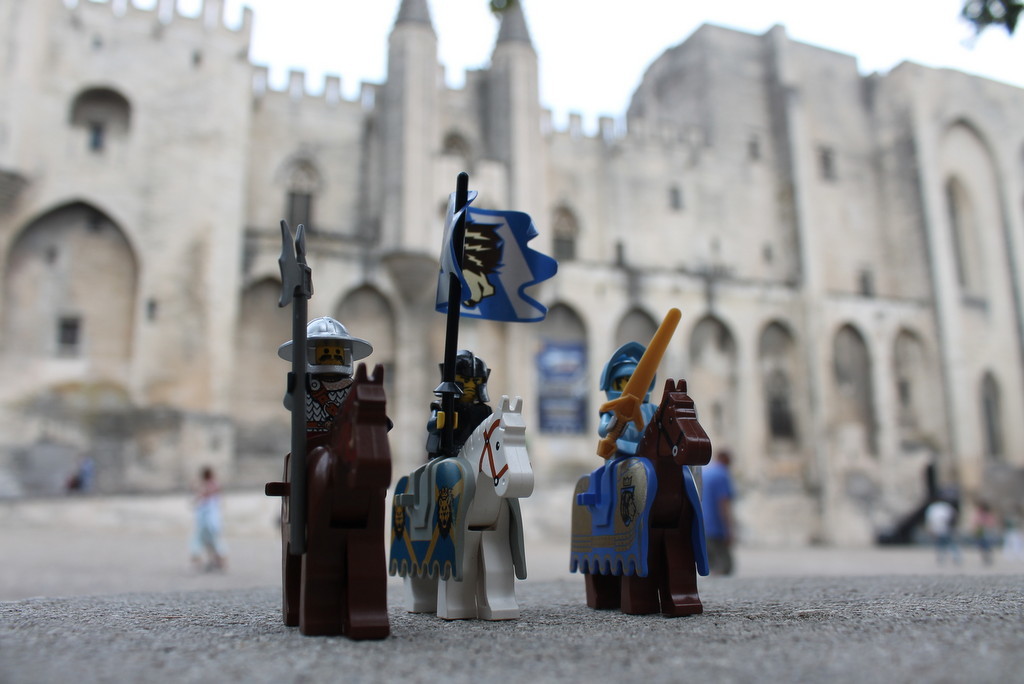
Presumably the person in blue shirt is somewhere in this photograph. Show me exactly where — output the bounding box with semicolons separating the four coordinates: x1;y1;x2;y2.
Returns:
701;449;735;575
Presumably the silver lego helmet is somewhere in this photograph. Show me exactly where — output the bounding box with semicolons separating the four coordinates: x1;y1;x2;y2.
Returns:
277;316;373;376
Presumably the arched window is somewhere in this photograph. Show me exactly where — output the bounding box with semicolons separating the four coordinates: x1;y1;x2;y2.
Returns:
689;315;739;444
336;287;397;398
3;202;137;365
442;131;472;171
551;206;579;262
832;324;876;454
981;372;1003;462
69;87;131;153
232;278;291;420
614;308;657;350
284;159;320;230
759;322;799;442
944;177;984;296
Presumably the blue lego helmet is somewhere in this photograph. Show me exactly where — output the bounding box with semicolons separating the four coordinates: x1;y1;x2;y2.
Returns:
599;341;654;401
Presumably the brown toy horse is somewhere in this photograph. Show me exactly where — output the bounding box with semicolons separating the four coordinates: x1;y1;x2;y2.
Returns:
266;363;391;638
572;379;712;616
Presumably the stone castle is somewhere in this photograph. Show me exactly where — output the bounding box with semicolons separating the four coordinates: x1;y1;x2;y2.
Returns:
2;0;1023;544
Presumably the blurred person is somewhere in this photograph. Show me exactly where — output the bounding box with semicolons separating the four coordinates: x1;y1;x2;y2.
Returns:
701;449;736;576
64;455;94;493
1002;507;1024;561
925;497;961;566
971;500;1001;566
191;466;227;571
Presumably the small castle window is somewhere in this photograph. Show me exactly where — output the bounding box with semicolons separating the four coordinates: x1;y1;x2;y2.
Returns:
818;146;837;181
88;122;106;152
552;206;579;262
748;135;762;161
669;186;684;211
284;159;320;230
287;191;312;230
70;88;131;152
57;316;82;357
858;268;875;297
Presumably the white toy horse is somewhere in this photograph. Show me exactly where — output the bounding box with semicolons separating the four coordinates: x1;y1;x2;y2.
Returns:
389;395;534;619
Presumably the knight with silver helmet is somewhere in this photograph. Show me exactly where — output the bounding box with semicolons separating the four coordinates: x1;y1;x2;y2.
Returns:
278;316;373;434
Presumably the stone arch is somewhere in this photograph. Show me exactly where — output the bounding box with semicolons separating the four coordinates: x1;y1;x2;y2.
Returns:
944;176;985;296
335;286;397;396
938;120;1003;301
3;201;138;366
758;320;800;445
688;315;739;445
614;307;657;349
536;302;589;434
551;205;580;262
69;87;131;152
980;371;1003;462
231;278;290;422
832;323;876;455
441;130;473;171
892;329;941;449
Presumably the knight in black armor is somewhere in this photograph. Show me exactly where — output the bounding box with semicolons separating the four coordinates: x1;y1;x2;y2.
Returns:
425;350;492;459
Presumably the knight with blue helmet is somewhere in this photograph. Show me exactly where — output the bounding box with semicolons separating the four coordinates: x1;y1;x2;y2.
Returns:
598;342;658;456
576;342;659;511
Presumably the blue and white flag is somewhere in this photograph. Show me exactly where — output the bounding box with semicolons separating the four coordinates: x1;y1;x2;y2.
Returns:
436;191;558;322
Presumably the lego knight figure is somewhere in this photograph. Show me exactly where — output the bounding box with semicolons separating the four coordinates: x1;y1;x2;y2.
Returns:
277;316;373;435
425;349;493;459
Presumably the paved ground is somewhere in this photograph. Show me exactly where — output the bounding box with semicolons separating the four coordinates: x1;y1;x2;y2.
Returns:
2;491;1022;683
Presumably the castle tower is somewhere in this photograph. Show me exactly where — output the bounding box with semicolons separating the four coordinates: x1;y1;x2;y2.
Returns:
378;0;440;254
484;3;544;217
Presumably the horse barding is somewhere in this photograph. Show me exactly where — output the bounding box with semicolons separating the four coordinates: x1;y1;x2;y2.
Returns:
570;378;712;616
389;395;534;619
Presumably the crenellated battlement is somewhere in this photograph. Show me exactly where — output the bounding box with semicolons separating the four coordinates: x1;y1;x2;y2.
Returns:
544;110;626;144
251;65;379;111
64;0;252;42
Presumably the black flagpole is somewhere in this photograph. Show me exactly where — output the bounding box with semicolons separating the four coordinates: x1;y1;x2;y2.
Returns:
434;172;469;459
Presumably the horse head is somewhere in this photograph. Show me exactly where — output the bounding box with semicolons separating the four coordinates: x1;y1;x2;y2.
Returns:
640;379;712;467
463;395;534;499
330;363;391;489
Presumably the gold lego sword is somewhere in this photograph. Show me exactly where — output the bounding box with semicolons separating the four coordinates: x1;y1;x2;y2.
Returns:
596;307;682;459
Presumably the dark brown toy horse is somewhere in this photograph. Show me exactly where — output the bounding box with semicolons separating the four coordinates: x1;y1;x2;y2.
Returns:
574;379;712;616
266;363;391;638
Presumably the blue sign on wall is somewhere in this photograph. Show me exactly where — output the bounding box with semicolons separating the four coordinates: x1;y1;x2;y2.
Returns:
537;341;588;434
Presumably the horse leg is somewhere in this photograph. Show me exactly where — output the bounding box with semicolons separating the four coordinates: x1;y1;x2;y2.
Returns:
477;504;519;620
280;454;301;627
437;529;481;619
282;539;301;626
343;524;390;639
584;572;621;610
298;449;345;636
405;575;439;613
620;528;662;615
660;523;703;616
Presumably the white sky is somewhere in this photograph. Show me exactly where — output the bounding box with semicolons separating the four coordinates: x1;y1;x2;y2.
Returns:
151;0;1022;134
